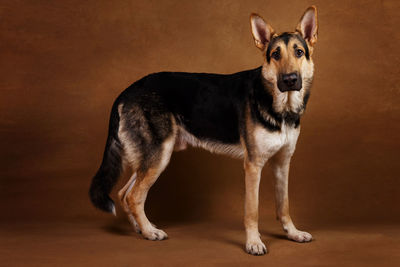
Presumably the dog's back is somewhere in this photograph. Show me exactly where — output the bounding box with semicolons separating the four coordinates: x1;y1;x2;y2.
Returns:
118;67;264;143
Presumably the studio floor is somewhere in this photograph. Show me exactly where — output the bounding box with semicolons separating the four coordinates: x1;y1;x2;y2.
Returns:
1;218;399;267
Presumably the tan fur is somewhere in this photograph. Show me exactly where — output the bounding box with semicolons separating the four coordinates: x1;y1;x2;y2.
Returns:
242;105;267;254
118;173;141;232
270;148;312;242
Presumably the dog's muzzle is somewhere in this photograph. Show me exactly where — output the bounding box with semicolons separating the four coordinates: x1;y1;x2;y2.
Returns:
277;72;302;92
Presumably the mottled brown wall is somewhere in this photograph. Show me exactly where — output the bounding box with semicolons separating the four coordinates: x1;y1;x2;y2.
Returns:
1;0;399;225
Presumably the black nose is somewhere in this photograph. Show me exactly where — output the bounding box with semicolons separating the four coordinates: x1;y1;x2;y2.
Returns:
282;72;298;87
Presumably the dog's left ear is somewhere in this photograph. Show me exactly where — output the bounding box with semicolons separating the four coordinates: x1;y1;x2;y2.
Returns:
296;6;318;46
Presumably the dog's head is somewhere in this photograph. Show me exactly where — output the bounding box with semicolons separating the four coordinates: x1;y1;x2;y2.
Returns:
250;6;318;97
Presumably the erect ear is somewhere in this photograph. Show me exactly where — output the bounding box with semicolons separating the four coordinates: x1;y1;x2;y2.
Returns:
296;6;318;46
250;13;274;50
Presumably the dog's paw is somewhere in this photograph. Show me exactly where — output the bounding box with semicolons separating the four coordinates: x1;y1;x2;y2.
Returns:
246;240;267;255
142;227;168;241
287;230;313;243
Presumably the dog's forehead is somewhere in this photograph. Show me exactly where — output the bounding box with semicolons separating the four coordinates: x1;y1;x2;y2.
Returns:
270;32;303;49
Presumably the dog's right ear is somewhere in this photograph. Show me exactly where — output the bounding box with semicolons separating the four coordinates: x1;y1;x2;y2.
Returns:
250;14;274;50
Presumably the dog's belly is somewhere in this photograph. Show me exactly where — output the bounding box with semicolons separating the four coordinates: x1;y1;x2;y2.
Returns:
174;124;299;160
175;126;244;158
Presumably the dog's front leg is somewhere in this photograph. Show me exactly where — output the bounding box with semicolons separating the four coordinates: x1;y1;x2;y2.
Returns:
270;150;313;243
244;158;267;255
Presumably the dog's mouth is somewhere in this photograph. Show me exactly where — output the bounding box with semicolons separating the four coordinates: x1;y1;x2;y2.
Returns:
277;85;302;92
277;72;302;92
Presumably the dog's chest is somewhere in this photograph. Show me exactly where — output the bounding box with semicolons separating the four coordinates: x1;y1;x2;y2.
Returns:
253;123;300;159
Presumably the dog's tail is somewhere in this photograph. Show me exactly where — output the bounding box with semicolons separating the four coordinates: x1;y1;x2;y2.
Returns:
89;100;123;215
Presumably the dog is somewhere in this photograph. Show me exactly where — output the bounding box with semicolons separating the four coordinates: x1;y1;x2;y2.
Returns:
89;6;318;255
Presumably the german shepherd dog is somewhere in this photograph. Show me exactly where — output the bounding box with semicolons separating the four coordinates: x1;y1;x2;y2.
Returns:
90;6;318;255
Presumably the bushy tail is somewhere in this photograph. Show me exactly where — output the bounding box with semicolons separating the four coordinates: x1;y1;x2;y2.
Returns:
89;102;122;215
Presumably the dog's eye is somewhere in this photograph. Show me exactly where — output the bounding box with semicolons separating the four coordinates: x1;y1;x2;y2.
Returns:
271;51;280;61
295;49;304;58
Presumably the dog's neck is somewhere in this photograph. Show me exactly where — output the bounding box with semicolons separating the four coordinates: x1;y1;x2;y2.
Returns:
249;69;311;131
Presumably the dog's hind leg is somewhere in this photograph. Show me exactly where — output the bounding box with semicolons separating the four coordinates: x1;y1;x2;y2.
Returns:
118;172;141;233
125;135;175;241
270;148;313;243
118;172;157;233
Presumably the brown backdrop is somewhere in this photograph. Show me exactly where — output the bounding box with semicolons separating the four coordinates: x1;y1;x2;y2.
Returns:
1;0;399;266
